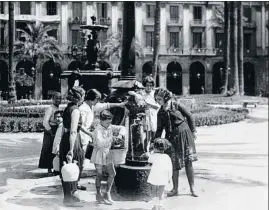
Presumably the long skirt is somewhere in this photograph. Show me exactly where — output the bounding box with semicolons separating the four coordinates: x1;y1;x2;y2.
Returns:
59;131;84;201
38;125;58;169
166;122;198;170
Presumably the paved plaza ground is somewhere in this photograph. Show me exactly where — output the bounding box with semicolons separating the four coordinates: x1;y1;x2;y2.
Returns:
0;105;267;210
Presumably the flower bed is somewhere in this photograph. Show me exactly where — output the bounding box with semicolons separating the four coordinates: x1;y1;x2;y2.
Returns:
0;107;249;133
1;99;69;107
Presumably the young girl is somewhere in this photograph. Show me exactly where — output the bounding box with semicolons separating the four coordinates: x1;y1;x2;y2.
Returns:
91;110;125;205
146;138;172;210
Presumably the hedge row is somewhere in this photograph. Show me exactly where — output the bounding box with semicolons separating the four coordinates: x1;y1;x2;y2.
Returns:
0;108;249;133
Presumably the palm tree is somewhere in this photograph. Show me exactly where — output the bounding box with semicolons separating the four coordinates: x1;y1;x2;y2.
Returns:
230;2;239;95
99;32;144;62
8;2;16;103
152;1;160;83
237;1;244;95
222;1;230;95
14;21;63;99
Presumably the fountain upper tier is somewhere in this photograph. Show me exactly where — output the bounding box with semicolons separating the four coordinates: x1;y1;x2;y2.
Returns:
80;24;108;31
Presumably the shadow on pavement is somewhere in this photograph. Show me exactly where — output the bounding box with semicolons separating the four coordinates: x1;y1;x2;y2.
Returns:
6;197;60;209
246;116;268;123
30;185;62;195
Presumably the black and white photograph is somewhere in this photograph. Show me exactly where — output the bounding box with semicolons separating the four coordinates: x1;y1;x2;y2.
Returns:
0;1;268;210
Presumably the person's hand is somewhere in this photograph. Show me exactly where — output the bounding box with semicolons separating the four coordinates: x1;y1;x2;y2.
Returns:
45;129;53;136
67;150;73;159
128;91;136;96
192;132;197;140
141;152;150;158
119;101;127;108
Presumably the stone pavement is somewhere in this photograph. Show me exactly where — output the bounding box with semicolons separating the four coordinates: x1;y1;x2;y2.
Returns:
0;106;267;210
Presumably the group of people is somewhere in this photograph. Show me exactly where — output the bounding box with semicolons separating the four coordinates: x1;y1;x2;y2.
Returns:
38;75;198;209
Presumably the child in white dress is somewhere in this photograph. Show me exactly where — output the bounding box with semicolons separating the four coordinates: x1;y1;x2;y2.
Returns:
146;138;172;210
91;110;125;205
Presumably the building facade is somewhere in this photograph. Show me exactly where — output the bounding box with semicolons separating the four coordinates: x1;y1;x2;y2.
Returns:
0;1;268;99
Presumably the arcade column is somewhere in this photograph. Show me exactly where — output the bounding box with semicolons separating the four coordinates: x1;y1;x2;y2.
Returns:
182;69;190;96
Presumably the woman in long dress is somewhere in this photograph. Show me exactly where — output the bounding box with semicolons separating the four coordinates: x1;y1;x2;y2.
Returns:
59;86;85;207
38;92;62;175
153;88;198;197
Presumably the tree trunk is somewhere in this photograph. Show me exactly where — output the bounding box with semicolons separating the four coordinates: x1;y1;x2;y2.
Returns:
120;2;135;77
152;1;160;84
222;1;230;95
230;2;239;95
237;2;244;95
32;56;37;99
8;2;16;103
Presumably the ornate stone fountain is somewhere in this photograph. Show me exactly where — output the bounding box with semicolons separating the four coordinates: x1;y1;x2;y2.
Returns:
109;2;152;198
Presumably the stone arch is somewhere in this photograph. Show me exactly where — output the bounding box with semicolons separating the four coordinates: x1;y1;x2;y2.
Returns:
244;62;255;95
142;61;160;87
212;61;224;94
166;61;182;95
16;59;34;76
0;60;8;99
42;60;62;99
189;61;205;94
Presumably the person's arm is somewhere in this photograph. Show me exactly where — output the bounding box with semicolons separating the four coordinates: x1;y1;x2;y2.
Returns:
153;110;164;141
68;109;80;157
145;99;159;110
43;106;53;131
79;107;93;137
177;103;196;133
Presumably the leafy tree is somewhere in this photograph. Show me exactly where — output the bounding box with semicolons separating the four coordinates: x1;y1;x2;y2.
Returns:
14;21;63;98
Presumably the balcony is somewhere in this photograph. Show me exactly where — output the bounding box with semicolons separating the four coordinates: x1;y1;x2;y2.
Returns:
68;17;87;25
215;48;224;56
144;46;154;55
96;17;111;26
243;21;256;29
166;18;183;27
190;48;218;56
190;19;206;28
142;18;154;27
167;47;184;55
0;45;7;53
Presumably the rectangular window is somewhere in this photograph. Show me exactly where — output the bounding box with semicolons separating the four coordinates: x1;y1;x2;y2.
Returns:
243;7;252;22
97;3;107;18
73;2;82;19
215;32;224;48
0;2;4;14
146;31;154;47
193;32;202;48
0;26;4;45
47;2;57;15
72;30;82;46
170;32;179;47
20;2;31;15
244;33;251;50
146;5;155;18
15;22;28;40
170;6;179;20
193;6;202;20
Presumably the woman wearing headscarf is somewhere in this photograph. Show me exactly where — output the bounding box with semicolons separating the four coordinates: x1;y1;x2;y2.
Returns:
59;86;85;207
153;88;198;197
38;92;62;175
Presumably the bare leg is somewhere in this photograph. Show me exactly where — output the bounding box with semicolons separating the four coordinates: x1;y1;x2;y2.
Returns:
167;170;179;197
105;164;116;203
185;161;198;197
157;185;165;209
95;164;104;202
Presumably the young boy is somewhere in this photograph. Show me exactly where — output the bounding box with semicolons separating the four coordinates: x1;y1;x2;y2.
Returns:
52;110;64;175
90;110;125;205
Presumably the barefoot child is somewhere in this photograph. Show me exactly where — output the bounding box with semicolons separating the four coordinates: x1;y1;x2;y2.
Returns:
91;110;125;205
146;138;172;210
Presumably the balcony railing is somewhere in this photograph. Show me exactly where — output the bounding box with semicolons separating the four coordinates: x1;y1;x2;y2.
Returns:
190;48;218;56
190;19;206;27
96;17;111;26
243;21;256;28
68;17;87;25
166;18;183;27
215;48;224;56
0;45;7;53
167;47;184;55
144;46;154;55
142;18;154;26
